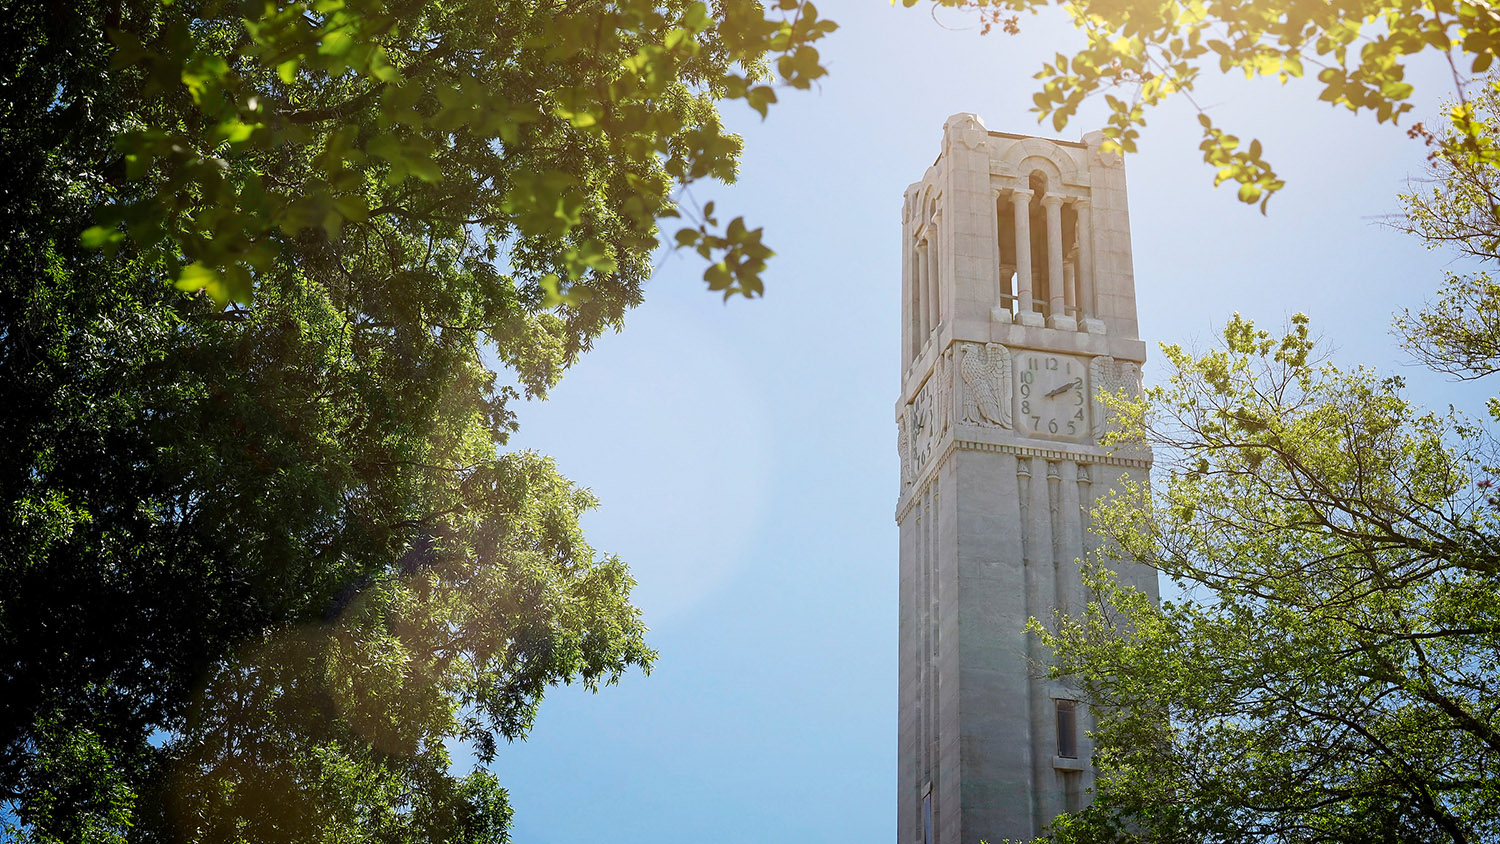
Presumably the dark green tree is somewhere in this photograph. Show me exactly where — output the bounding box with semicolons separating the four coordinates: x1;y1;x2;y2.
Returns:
0;0;832;839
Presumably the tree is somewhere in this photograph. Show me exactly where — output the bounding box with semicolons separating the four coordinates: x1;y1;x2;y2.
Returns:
911;0;1500;210
90;0;833;302
1029;103;1500;843
0;0;831;839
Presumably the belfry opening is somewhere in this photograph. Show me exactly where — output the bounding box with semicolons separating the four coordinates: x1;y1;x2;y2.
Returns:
993;168;1086;330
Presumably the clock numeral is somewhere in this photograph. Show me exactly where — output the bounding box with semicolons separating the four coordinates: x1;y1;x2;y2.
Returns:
1048;419;1059;434
1031;416;1041;429
1019;383;1031;398
1021;400;1031;415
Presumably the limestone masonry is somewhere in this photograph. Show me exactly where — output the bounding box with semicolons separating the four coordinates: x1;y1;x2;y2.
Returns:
895;114;1159;844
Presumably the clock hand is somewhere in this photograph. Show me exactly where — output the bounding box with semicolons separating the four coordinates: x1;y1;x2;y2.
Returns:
1045;382;1076;398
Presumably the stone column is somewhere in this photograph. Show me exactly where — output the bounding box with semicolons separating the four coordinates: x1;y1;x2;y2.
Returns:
1011;189;1043;327
1047;460;1066;616
919;238;932;344
928;220;941;334
914;240;924;344
991;189;1009;324
1063;259;1076;321
1043;195;1073;330
1074;199;1105;335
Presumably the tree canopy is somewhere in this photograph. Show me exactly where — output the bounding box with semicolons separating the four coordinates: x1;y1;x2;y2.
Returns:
1030;95;1500;844
87;0;833;303
913;0;1500;209
0;0;831;839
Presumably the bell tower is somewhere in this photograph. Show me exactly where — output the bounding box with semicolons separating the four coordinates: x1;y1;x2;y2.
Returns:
895;114;1159;843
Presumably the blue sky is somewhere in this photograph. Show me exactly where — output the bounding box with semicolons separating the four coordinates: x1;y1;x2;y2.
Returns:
483;3;1490;841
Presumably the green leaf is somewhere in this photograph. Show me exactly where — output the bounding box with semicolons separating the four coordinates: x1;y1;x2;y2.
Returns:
681;1;711;32
703;260;731;290
1381;80;1415;100
319;29;356;58
174;262;229;303
333;194;369;224
80;226;123;250
538;273;564;307
214;120;257;144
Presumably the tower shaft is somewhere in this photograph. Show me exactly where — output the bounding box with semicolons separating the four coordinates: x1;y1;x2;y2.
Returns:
895;115;1158;844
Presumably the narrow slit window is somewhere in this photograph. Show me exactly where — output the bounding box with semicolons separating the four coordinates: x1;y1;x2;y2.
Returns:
1056;699;1078;759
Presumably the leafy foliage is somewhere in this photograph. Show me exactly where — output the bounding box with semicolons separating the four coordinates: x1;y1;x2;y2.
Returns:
909;0;1500;210
1026;135;1500;840
0;0;832;838
1396;85;1500;383
1039;311;1500;842
89;0;833;302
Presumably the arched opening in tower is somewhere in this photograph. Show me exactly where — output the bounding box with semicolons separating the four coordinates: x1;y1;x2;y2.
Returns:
999;170;1078;324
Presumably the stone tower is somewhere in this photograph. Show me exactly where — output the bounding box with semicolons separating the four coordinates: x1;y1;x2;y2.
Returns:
895;114;1158;843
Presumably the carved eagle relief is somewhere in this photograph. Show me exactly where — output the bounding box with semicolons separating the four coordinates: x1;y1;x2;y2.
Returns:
958;342;1012;429
1089;355;1143;442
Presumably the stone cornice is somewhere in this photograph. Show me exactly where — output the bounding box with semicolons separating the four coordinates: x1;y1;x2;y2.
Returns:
894;434;1152;522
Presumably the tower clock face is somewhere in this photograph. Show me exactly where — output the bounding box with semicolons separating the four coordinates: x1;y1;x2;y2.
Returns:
1015;351;1089;441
